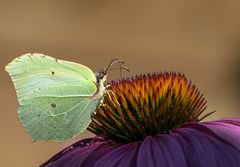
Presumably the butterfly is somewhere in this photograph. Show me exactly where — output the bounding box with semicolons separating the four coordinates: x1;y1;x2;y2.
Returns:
6;53;128;141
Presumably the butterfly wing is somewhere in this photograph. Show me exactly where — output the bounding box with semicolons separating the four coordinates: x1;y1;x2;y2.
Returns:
6;53;100;141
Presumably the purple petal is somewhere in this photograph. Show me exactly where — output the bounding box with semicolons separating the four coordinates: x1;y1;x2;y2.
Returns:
137;135;189;167
137;136;167;167
155;134;188;167
93;142;139;167
175;122;240;167
48;142;103;167
40;138;93;167
201;118;240;150
174;127;220;167
79;142;114;167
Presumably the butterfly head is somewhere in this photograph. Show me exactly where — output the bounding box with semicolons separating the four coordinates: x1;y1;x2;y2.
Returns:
96;59;130;87
96;69;108;83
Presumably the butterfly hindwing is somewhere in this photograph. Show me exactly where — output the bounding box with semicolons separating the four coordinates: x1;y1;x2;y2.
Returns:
18;91;99;141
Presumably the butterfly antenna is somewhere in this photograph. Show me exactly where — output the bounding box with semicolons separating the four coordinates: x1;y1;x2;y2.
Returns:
119;62;123;79
97;59;129;81
112;59;125;79
107;66;130;78
106;66;130;71
105;59;124;72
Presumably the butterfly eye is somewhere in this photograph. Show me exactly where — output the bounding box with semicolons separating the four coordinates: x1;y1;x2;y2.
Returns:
51;71;55;75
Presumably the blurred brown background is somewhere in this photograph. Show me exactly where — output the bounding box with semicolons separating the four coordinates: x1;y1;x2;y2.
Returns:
1;1;240;166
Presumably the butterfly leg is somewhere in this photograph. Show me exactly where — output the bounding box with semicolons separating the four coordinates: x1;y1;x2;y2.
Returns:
105;84;110;89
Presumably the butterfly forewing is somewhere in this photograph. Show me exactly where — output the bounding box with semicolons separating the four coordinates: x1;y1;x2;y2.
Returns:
6;53;100;141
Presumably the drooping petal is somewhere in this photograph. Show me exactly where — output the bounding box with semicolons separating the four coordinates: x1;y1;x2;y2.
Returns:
93;142;139;167
40;138;93;167
174;127;221;167
137;136;167;167
43;136;117;167
175;121;240;167
137;135;189;167
201;119;240;150
155;134;188;167
47;142;103;167
80;144;114;167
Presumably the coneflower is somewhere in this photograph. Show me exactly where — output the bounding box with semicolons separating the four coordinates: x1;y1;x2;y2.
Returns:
41;72;240;167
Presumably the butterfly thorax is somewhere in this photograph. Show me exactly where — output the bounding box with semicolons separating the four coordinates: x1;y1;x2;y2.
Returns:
93;70;107;99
